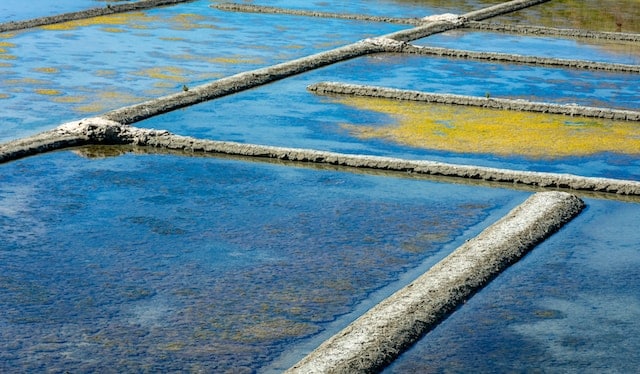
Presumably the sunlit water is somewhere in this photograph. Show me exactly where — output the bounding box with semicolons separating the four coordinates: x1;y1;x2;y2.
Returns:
0;0;405;142
1;0;639;372
0;150;525;372
385;199;640;373
138;61;640;180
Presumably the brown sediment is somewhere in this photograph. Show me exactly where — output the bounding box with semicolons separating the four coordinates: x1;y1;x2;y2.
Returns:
3;120;639;197
308;82;640;121
286;191;585;373
465;21;640;42
0;0;195;33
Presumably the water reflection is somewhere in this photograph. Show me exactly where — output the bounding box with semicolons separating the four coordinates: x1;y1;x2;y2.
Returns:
385;199;640;373
0;150;523;372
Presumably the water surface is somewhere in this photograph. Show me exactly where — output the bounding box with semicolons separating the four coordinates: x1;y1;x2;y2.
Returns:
0;150;525;372
385;199;640;373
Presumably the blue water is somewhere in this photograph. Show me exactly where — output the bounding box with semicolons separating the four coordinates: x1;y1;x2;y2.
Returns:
137;60;640;180
0;0;406;142
0;0;120;22
385;198;640;373
213;0;504;19
0;150;525;372
417;31;640;65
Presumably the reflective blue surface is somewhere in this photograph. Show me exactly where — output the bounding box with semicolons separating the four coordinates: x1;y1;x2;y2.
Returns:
138;60;640;180
417;30;640;65
0;0;117;22
0;150;524;372
385;199;640;373
0;1;405;142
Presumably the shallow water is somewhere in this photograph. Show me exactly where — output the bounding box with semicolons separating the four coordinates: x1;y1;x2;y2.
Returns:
0;150;525;372
385;198;640;373
138;59;640;180
417;30;640;65
0;0;124;23
0;0;405;142
1;0;639;371
496;0;640;33
214;0;504;19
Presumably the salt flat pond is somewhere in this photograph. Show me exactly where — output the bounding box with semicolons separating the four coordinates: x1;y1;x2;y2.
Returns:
0;0;639;372
0;150;525;372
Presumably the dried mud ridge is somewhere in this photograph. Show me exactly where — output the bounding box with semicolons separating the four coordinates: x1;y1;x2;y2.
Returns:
0;0;196;33
309;82;640;121
215;2;640;42
3;118;639;198
287;191;585;373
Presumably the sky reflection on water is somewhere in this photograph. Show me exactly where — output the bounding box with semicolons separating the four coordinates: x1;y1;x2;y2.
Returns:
385;198;640;373
0;150;525;372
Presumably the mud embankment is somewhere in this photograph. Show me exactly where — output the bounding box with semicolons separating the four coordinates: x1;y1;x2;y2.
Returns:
466;21;640;42
3;120;639;197
395;44;640;73
0;0;195;32
287;191;584;373
308;82;640;122
212;3;420;25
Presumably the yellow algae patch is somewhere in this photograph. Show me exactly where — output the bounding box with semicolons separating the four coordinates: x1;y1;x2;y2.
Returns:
206;56;264;64
75;102;107;113
336;96;640;158
74;91;143;113
101;27;126;33
153;81;175;88
4;78;49;85
34;67;60;74
0;41;16;48
160;36;186;42
169;13;218;30
0;93;9;99
0;54;17;60
95;69;117;77
0;62;12;68
40;12;157;31
35;88;62;96
53;95;86;103
133;66;188;82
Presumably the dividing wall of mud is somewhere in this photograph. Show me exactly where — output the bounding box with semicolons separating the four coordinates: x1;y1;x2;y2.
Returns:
287;191;585;373
308;82;640;121
0;0;195;32
3;119;639;197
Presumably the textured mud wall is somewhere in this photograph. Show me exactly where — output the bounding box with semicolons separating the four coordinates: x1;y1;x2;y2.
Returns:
287;191;585;373
0;0;195;32
3;120;639;197
212;3;421;25
465;21;640;42
395;44;640;73
308;82;640;121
